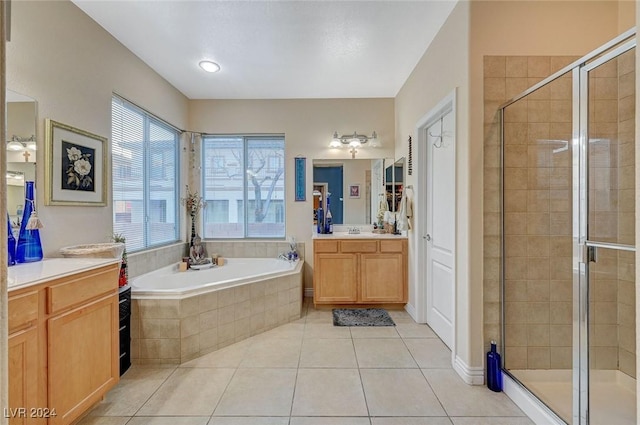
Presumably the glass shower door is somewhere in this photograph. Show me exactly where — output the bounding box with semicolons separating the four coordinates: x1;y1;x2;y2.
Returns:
580;44;636;425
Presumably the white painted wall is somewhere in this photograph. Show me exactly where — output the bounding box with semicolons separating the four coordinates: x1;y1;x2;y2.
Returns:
6;1;189;256
394;0;472;375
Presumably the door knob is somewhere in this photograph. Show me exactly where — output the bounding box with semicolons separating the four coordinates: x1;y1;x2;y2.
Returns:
425;234;431;241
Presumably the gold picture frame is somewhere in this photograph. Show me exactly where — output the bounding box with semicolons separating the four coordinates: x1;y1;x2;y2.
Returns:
45;119;108;206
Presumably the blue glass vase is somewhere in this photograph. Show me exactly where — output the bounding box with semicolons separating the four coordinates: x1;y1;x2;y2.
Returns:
7;213;16;266
16;181;43;263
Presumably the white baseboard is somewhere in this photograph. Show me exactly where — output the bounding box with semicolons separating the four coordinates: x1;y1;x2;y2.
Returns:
503;373;565;425
453;355;485;385
404;302;420;322
304;288;314;298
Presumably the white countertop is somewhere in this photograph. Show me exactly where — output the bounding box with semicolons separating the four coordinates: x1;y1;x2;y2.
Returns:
313;232;407;239
8;257;121;291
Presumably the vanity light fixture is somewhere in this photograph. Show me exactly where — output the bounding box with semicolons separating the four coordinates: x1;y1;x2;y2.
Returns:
329;130;379;158
199;60;221;73
6;135;36;151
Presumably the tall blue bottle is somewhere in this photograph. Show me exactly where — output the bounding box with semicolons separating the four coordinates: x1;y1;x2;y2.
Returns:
7;213;16;266
316;205;324;234
16;181;43;263
324;195;333;234
486;341;503;392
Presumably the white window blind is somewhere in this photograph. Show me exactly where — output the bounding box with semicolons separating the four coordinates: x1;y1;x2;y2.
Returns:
112;96;180;251
202;135;285;238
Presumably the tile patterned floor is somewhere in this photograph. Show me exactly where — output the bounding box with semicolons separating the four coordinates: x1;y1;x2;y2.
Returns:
80;300;534;425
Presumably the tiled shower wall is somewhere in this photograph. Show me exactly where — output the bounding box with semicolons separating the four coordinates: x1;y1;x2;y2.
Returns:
484;54;636;377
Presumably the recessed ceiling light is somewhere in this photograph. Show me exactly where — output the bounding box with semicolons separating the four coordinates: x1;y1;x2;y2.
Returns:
199;60;220;73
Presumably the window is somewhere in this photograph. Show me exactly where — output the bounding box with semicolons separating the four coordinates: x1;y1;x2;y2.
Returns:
111;95;180;251
202;135;285;238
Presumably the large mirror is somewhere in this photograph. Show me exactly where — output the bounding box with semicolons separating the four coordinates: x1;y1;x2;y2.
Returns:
312;158;393;226
6;90;37;233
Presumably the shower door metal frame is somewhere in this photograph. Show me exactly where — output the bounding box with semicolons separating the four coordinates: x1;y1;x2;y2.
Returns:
575;39;637;425
499;27;637;425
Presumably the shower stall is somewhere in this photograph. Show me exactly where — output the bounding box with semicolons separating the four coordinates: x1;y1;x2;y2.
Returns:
500;30;636;425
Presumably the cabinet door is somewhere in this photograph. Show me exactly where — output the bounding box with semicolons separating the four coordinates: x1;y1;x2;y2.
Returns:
314;253;358;303
8;327;40;425
47;294;119;425
360;253;406;303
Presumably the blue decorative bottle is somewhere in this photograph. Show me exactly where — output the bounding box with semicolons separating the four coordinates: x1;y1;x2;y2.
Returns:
316;204;324;234
486;341;503;392
324;195;333;234
7;213;16;266
16;181;43;263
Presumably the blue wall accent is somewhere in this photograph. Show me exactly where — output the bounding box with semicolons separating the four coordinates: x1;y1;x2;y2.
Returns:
313;166;343;224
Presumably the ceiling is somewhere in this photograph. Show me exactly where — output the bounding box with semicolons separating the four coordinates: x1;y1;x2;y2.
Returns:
72;1;457;100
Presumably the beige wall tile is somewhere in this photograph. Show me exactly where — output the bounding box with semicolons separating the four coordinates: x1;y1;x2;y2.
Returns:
140;319;180;339
527;347;550;369
200;327;218;351
484;78;506;100
527;100;550;123
526;213;550;236
139;338;180;360
181;315;200;338
550;280;572;302
592;324;618;347
503;100;527;123
235;300;251;321
593;346;618;370
199;292;218;313
139;299;180;319
550;347;572;369
505;281;527;302
618;349;636;378
200;309;219;330
506;57;527;77
505;346;527;369
181;334;200;361
550;302;572;325
527;167;551;190
218;288;235;308
181;296;200;318
527;280;550;302
505;258;527;280
218;322;235;345
484;56;506;78
549;76;572;100
527;302;550;324
527;57;551;78
505;324;528;346
549;325;572;347
527;324;549;346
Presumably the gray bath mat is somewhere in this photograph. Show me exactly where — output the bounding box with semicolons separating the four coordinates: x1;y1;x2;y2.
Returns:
332;308;396;327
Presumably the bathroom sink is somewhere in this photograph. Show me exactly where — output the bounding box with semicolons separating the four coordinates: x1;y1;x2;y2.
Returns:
60;243;125;259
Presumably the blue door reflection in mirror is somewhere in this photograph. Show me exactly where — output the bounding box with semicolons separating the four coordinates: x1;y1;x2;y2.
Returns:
313;166;343;225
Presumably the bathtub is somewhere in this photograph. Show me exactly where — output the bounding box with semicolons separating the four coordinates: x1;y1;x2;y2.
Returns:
132;257;301;298
130;257;304;364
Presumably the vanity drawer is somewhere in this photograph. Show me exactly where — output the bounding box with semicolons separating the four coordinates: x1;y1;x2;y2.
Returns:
380;240;405;253
314;240;339;253
8;290;39;333
341;240;377;253
48;266;118;314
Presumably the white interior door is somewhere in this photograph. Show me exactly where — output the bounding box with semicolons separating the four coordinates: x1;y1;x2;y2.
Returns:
426;110;455;349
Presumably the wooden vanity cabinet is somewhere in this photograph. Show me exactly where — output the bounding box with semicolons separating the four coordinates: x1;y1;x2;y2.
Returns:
313;238;407;305
8;264;120;425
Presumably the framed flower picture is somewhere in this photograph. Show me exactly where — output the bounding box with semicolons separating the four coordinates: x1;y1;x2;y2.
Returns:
45;119;107;206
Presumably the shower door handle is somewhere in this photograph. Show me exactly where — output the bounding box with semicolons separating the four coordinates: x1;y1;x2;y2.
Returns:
586;245;597;263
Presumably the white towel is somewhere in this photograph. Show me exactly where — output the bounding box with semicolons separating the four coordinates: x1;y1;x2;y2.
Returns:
397;192;413;231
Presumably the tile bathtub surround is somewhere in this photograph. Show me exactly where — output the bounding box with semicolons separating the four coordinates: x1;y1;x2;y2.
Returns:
128;241;305;280
81;300;533;425
131;268;304;364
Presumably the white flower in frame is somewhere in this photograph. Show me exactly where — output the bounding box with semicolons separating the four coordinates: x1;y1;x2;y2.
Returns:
74;158;92;176
67;146;82;161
